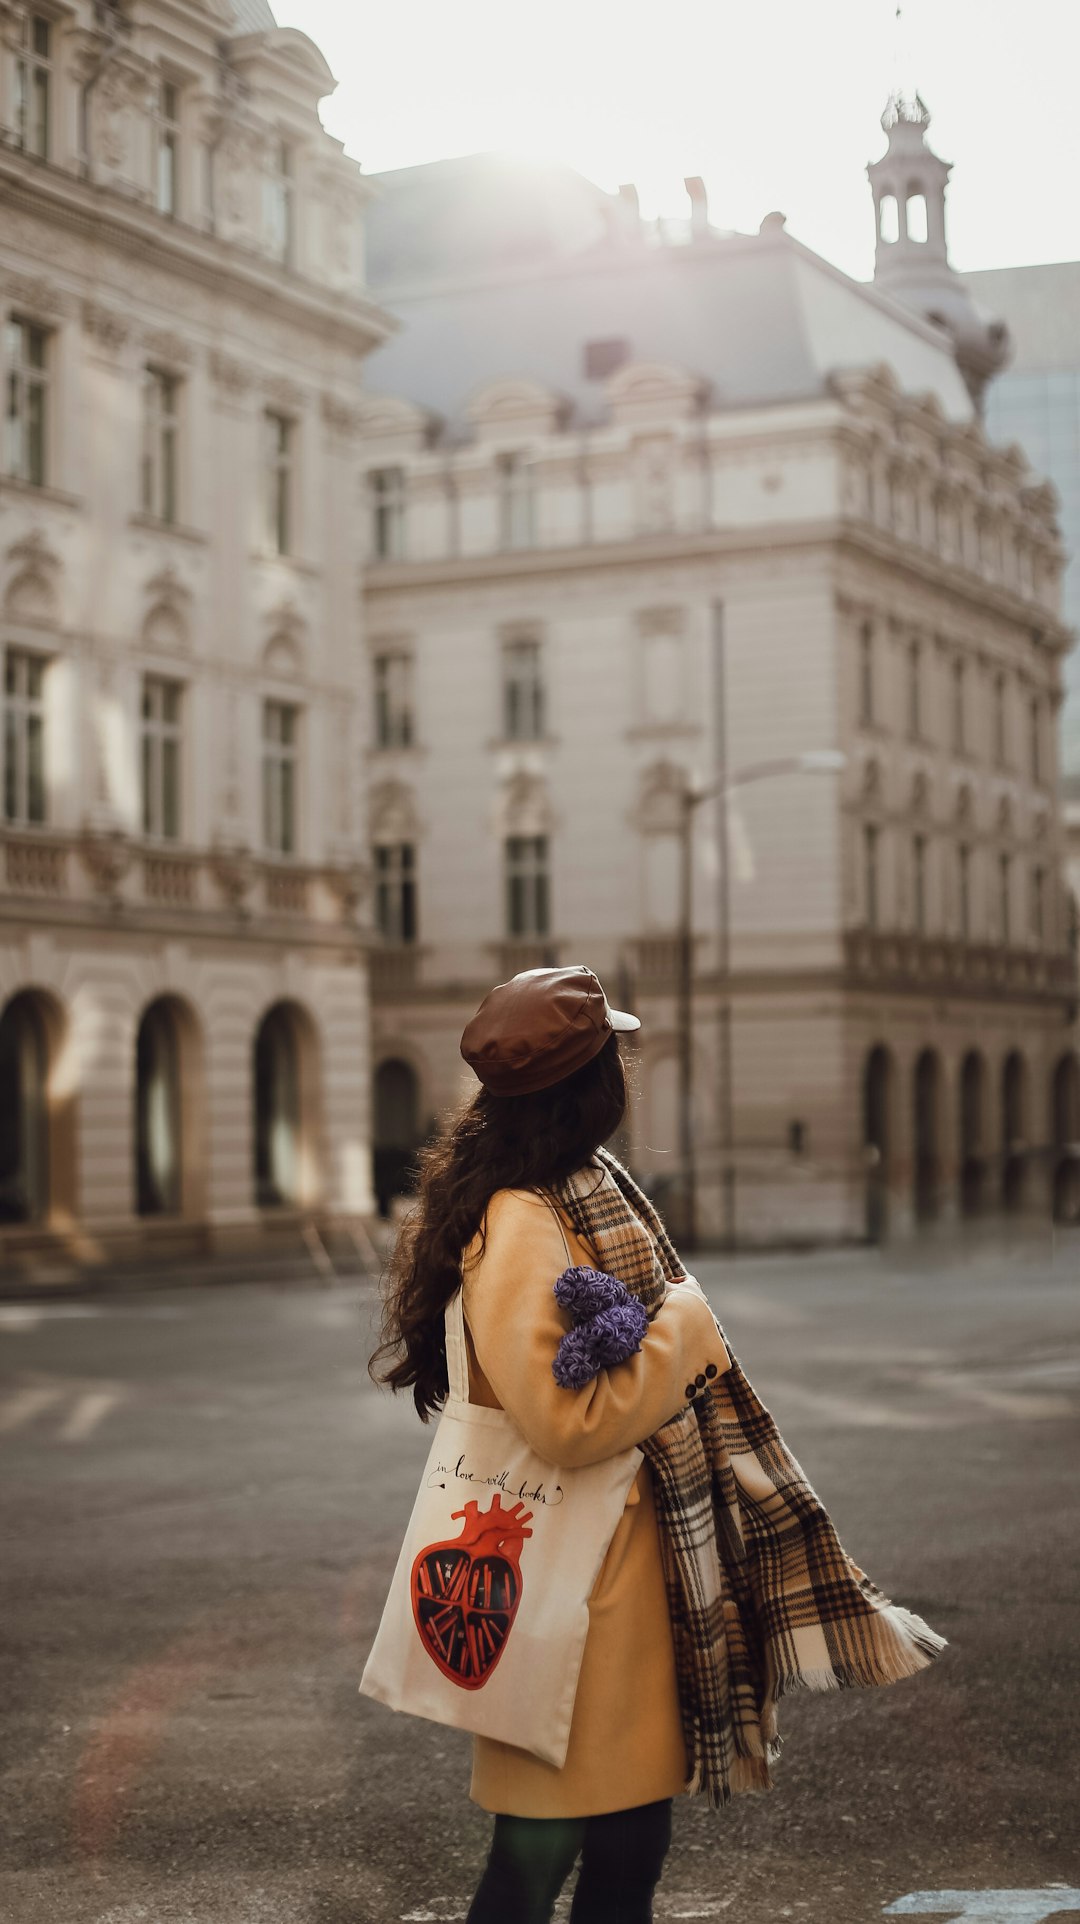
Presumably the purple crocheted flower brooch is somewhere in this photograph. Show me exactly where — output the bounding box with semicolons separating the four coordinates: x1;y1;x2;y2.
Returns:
551;1265;648;1390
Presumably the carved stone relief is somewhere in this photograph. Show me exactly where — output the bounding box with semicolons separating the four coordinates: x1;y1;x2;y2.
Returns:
81;300;130;353
3;531;61;626
498;769;552;839
90;59;153;195
321;393;362;436
263;374;306;414
79;825;132;903
370;778;419;842
143;329;194;369
2;272;71;319
636;759;687;834
209;351;255;397
141;567;191;654
633;436;676;534
262;600;306;679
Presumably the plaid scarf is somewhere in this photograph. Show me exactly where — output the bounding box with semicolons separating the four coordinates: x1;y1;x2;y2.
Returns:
557;1148;947;1809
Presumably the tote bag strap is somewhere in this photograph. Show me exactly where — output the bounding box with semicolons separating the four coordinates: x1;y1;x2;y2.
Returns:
445;1191;575;1405
444;1287;471;1404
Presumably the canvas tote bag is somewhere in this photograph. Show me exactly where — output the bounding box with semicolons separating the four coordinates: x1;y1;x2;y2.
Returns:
359;1274;643;1767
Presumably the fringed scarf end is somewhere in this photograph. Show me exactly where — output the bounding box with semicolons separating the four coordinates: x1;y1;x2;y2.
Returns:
771;1603;948;1701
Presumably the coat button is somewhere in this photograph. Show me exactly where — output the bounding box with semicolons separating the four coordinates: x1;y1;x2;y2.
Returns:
685;1383;697;1401
705;1363;718;1379
695;1373;707;1388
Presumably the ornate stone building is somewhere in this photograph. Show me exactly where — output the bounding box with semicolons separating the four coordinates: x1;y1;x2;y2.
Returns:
0;1;390;1265
358;123;1079;1241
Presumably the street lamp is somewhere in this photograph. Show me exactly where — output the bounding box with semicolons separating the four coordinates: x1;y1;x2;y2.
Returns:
676;745;846;1252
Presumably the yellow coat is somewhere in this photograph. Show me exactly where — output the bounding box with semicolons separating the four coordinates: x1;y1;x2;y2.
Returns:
460;1187;732;1819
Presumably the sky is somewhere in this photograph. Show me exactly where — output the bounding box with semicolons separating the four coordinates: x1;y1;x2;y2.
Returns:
275;0;1080;284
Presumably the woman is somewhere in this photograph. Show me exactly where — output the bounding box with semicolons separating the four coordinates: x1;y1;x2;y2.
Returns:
370;965;945;1924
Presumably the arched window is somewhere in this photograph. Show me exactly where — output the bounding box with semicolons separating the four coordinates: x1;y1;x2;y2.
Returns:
878;194;899;244
1001;1051;1028;1213
373;1057;422;1217
135;999;182;1216
913;1049;941;1223
1051;1053;1080;1224
254;1003;305;1208
958;1051;987;1218
905;192;928;242
0;992;49;1223
862;1045;893;1243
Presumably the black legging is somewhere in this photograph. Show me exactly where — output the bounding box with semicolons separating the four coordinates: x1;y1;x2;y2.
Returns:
465;1798;673;1924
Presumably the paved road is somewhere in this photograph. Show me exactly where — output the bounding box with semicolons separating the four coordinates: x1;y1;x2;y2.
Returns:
1;1233;1078;1924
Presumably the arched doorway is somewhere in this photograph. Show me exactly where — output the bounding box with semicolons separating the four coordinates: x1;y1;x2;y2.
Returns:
958;1050;988;1218
253;1001;319;1210
1001;1051;1028;1214
1051;1053;1080;1225
862;1045;893;1243
0;992;50;1223
913;1048;941;1224
373;1057;421;1217
135;997;192;1217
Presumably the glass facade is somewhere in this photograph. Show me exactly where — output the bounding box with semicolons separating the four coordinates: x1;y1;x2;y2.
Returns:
983;360;1080;795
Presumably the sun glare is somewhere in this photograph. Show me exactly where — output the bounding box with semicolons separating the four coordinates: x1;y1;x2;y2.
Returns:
278;0;1077;278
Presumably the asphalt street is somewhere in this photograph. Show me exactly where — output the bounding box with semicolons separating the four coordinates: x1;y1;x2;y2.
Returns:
1;1230;1078;1924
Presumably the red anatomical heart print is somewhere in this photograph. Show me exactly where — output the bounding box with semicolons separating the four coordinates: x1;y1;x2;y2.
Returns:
411;1494;533;1689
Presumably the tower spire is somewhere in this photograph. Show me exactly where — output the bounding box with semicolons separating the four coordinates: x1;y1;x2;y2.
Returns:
866;93;1011;413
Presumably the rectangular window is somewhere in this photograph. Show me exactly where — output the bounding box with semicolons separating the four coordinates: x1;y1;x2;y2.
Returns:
264;410;293;555
859;622;874;726
503;637;545;741
912;833;927;935
506;834;550;938
262;700;299;855
265;140;294;265
374;842;417;943
15;13;51;160
863;823;879;931
497;451;535;550
5;316;49;486
993;671;1007;768
1031;865;1045;946
952;657;966;753
369;467;406;560
999;851;1011;947
3;648;47;826
141;367;180;523
907;640;921;741
140;675;182;840
156;79;181;217
958;843;971;942
373;651;414;749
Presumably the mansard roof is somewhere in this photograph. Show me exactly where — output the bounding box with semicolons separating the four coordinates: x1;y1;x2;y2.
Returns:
364;154;976;432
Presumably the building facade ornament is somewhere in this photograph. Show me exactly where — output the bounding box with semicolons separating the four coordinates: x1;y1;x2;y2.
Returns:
80;299;131;352
209;351;256;396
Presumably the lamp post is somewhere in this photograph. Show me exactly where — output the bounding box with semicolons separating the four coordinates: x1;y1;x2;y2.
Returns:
675;746;846;1251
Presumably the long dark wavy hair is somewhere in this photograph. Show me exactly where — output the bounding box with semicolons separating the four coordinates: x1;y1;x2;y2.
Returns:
369;1034;628;1420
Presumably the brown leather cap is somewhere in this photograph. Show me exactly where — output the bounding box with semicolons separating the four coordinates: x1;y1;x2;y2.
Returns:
460;966;640;1097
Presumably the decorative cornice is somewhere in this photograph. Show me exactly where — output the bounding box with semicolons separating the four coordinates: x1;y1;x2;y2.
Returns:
321;392;363;435
363;516;1072;650
80;298;130;351
263;374;307;414
209;350;255;395
143;328;195;368
1;270;71;319
0;157;396;358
